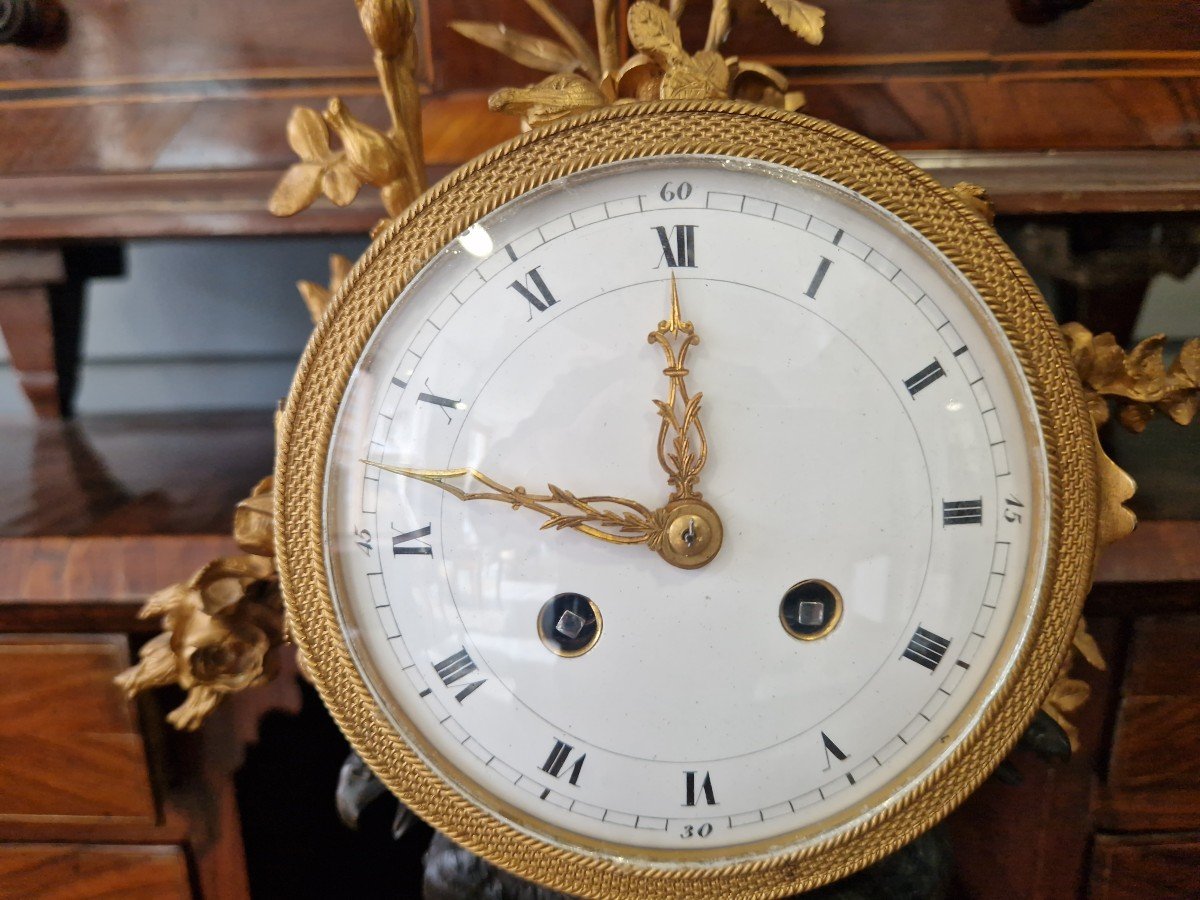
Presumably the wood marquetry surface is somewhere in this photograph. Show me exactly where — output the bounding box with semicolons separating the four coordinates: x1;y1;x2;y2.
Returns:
0;635;156;828
1;0;1199;242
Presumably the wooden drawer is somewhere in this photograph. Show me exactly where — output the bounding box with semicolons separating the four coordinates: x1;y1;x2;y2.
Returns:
0;843;190;900
1100;616;1200;832
1090;834;1200;900
0;635;156;826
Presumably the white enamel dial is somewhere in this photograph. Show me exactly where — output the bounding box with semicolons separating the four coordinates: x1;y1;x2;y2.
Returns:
324;156;1047;853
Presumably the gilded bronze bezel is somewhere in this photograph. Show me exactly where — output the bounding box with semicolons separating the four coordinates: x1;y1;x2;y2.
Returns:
276;100;1098;899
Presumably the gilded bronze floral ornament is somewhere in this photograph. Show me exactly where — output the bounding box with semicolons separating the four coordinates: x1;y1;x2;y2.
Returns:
456;0;822;126
270;0;425;220
115;479;284;731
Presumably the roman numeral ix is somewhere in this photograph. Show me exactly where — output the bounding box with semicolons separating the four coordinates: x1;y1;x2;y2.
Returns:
654;225;697;268
902;626;952;671
432;647;486;703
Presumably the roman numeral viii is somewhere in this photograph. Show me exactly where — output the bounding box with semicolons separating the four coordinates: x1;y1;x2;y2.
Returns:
392;524;432;556
943;498;983;526
902;626;951;671
684;770;717;806
654;225;697;268
431;647;486;703
540;739;585;786
903;359;946;397
508;267;558;313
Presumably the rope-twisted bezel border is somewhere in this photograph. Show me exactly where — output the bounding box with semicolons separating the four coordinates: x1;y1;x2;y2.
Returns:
276;100;1097;899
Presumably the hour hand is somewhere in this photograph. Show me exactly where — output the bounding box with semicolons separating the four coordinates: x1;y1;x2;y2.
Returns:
647;274;708;502
363;461;667;549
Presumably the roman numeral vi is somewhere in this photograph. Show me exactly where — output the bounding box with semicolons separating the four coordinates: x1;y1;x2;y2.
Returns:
684;770;717;806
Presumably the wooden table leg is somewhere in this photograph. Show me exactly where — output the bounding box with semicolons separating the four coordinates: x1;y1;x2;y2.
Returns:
0;249;68;418
0;245;122;419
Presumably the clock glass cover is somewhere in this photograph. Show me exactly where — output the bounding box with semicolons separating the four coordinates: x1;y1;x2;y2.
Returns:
321;155;1047;854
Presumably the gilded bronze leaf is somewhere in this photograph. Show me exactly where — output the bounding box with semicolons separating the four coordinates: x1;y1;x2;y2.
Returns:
759;0;826;45
268;162;323;217
450;21;580;74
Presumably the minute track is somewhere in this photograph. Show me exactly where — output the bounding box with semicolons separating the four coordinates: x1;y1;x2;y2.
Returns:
324;156;1040;853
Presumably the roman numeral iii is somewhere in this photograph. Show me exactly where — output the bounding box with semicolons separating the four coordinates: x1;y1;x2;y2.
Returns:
508;267;558;313
902;626;951;671
541;739;585;786
684;770;717;806
943;498;983;526
654;225;697;268
432;647;486;702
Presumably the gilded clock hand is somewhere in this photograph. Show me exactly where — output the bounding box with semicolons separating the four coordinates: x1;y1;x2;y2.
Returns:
363;461;670;549
647;273;708;502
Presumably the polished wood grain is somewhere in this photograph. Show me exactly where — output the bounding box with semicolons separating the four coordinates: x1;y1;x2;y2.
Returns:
0;0;1196;245
1092;521;1200;584
0;636;156;826
1098;614;1200;833
945;617;1118;899
1089;834;1200;900
0;412;274;538
0;536;237;633
0;843;190;900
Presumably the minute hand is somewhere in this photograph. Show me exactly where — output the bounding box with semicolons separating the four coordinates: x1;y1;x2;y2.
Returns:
363;461;668;549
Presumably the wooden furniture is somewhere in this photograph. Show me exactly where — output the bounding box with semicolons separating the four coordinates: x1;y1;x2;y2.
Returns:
0;1;1197;896
0;413;302;900
1;0;1198;418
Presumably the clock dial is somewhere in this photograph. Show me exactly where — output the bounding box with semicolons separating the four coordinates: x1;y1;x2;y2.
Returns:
322;156;1047;852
